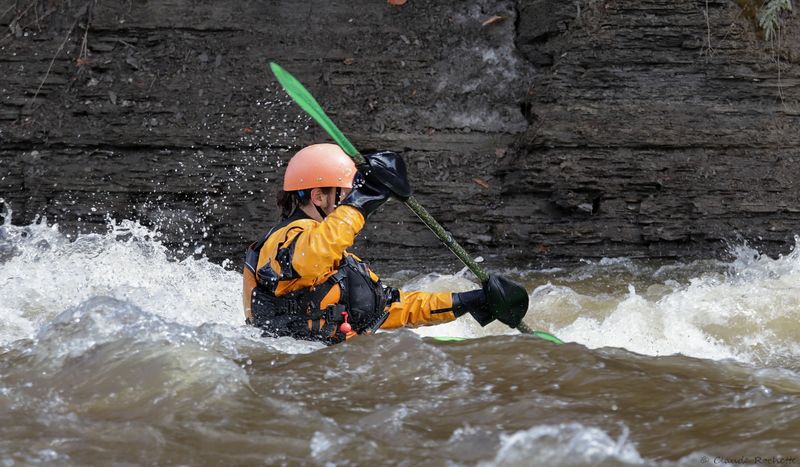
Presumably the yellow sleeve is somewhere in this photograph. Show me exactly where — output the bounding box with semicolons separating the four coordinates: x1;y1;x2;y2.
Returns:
380;290;457;329
290;205;365;278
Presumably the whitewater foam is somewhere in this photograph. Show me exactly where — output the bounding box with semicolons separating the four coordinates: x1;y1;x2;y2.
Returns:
482;423;645;466
548;243;800;367
2;212;799;368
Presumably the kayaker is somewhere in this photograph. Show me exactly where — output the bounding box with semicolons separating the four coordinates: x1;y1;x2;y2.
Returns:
242;143;528;344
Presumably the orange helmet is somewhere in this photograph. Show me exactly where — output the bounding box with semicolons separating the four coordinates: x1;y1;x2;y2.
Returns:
283;143;356;191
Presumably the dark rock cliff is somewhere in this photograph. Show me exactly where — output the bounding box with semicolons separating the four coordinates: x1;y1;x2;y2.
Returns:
1;0;798;272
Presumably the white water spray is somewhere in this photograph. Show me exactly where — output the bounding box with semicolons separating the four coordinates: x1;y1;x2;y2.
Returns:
1;209;799;368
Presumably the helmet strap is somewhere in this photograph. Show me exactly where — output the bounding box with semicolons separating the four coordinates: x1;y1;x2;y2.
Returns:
298;188;339;220
314;204;328;219
316;187;343;219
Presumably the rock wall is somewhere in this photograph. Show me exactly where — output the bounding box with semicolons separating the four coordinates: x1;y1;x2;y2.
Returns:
507;0;800;264
1;0;798;272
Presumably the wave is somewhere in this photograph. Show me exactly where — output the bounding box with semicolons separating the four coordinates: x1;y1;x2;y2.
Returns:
2;210;799;370
528;243;800;369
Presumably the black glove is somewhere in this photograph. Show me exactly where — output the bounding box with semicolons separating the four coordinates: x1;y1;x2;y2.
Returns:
340;172;392;217
452;288;494;326
359;151;412;200
485;275;529;328
452;275;529;328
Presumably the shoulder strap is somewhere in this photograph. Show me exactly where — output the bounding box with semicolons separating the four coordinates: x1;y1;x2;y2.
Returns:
245;210;311;274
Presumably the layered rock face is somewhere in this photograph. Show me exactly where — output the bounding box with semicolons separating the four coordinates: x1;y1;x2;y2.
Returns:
1;0;798;272
509;0;800;264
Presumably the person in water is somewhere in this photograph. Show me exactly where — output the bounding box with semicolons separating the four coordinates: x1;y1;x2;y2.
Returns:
242;143;528;344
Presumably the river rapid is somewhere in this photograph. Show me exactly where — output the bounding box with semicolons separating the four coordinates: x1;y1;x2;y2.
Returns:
0;207;798;466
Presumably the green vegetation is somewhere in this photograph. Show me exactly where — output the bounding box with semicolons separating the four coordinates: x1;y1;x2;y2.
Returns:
738;0;795;42
759;0;793;41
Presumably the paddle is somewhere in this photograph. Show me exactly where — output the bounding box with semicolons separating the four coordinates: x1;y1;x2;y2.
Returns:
269;62;562;345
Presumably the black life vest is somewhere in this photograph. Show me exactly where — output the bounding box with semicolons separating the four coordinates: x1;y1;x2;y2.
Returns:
243;211;397;345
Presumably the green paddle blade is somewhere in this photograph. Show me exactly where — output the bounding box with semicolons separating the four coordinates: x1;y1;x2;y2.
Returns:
531;331;564;345
517;321;563;344
431;333;563;344
431;336;466;342
269;62;360;158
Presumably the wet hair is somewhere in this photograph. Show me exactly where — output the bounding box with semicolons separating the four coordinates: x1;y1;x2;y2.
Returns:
276;188;335;219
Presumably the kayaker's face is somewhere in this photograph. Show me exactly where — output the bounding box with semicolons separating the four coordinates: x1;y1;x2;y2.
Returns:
306;187;351;220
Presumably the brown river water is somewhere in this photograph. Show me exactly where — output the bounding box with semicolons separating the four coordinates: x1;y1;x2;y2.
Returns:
0;214;798;466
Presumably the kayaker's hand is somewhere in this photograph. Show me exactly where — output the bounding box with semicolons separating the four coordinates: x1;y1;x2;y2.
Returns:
358;151;412;200
484;275;529;328
452;275;529;328
452;288;494;326
340;172;392;218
